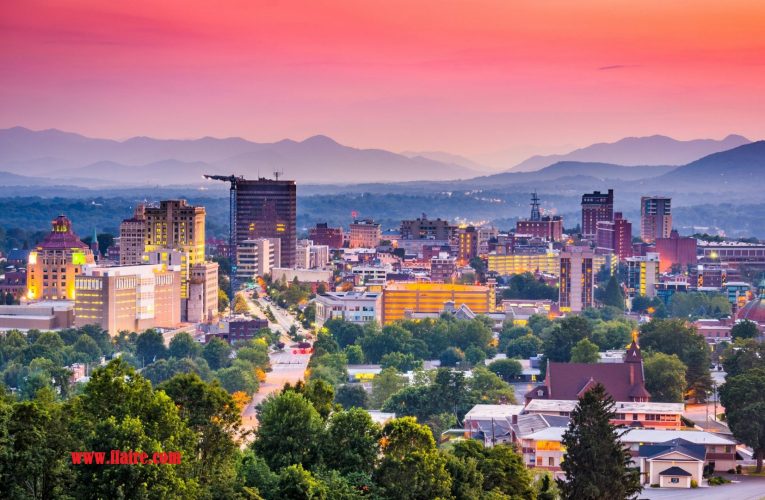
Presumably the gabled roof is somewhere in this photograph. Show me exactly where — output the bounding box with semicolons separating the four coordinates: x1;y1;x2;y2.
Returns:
533;361;650;402
659;466;692;477
511;413;569;438
639;438;706;462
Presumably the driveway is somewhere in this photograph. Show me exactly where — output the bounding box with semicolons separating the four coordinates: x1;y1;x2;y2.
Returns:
638;474;765;500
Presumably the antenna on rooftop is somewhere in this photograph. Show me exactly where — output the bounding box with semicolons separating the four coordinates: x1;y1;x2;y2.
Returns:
274;170;284;180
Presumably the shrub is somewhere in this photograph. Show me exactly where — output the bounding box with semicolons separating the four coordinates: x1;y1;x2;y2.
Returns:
690;479;698;488
650;483;659;488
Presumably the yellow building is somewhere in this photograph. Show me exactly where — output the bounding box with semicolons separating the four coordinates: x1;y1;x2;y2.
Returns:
487;251;559;276
382;282;495;324
27;215;95;301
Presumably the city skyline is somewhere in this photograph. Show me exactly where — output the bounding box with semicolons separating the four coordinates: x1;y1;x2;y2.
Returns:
3;1;765;164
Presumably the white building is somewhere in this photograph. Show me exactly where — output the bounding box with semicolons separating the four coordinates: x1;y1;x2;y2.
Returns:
236;238;281;283
351;264;392;284
626;252;660;298
315;291;382;327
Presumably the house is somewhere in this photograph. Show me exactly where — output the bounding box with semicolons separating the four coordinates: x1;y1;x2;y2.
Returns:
525;339;650;403
523;399;684;430
639;439;705;488
463;404;525;446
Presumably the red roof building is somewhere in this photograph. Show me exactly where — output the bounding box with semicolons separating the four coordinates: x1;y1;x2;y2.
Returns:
526;339;650;404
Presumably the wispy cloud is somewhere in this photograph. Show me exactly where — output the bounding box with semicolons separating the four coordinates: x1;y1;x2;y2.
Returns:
597;64;638;71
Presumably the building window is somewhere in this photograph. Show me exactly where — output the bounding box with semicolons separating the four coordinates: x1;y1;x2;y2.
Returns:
670;477;679;484
548;457;554;467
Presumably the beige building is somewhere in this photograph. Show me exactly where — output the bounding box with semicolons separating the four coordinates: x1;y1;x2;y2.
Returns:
349;219;381;248
315;291;382;327
487;250;559;276
0;302;74;330
74;264;181;335
27;215;95;301
119;204;147;266
559;247;594;312
187;262;219;323
382;282;495;324
236;238;281;283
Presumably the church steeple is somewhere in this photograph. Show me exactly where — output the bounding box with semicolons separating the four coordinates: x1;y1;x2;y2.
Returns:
625;330;642;363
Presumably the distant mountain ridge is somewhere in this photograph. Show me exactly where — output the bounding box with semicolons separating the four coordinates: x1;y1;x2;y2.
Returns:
510;134;751;172
0;127;480;184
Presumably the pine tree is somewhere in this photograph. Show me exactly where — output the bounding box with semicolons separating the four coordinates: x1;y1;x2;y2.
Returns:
602;275;625;309
557;383;641;500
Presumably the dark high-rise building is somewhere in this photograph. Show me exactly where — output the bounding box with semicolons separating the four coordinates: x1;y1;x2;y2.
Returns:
581;189;614;239
596;212;633;260
235;178;297;268
640;196;672;243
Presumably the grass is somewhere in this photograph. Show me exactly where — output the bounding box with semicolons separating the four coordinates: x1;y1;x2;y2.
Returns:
742;466;765;477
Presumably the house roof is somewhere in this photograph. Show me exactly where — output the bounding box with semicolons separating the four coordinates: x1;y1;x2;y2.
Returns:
659;466;692;477
527;359;650;402
639;438;707;461
511;413;569;438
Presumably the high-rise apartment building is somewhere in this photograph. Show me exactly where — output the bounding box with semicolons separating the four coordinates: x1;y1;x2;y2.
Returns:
119;205;147;266
430;252;458;283
640;196;672;243
235;178;297;268
309;223;344;248
626;253;660;298
74;264;181;335
559;247;595;312
596;212;633;260
27;215;95;301
349;219;381;248
581;189;614;239
400;215;454;240
454;226;478;264
235;238;281;283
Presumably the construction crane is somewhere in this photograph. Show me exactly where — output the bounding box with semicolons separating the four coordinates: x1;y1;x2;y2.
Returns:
204;174;243;314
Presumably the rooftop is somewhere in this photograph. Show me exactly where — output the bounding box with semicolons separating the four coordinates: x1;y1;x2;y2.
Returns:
464;404;525;420
524;399;684;414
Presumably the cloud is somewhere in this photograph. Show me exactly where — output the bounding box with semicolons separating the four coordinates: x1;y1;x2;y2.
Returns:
597;64;638;71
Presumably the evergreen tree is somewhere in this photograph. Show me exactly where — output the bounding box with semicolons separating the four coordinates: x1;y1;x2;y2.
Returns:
558;383;641;500
602;275;625;309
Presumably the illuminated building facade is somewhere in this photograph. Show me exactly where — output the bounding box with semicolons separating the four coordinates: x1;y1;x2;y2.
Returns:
73;264;181;335
119;204;147;266
349;219;382;248
559;247;594;312
626;253;661;298
655;230;697;273
26;215;95;301
487;250;560;276
381;282;495;324
235;178;297;267
640;196;672;244
455;226;478;265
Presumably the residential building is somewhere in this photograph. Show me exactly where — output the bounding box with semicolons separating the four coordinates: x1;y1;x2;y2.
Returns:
349;219;381;248
487;248;559;276
516;193;563;241
640;196;672;243
655;230;697;273
454;226;478;264
596;212;632;260
73;264;181;335
187;262;219;323
400;215;454;240
309;223;344;248
235;177;297;267
523;399;683;430
430;252;457;283
119;204;147;265
526;339;650;403
559;246;594;312
626;252;661;298
581;189;614;239
639;439;704;488
236;238;281;283
381;282;495;324
463;405;526;447
27;215;95;301
315;291;382;327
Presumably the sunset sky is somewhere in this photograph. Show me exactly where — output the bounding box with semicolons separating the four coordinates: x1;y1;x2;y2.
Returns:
2;0;764;165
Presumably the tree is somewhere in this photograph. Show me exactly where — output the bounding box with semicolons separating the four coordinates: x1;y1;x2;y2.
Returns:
370;367;407;408
135;329;168;365
630;295;651;313
558;383;641;500
215;366;259;394
643;352;687;402
335;384;369;409
722;339;765;377
72;334;102;362
731;320;760;341
323;408;381;474
380;351;421;372
168;332;203;359
528;313;553;335
450;439;534;498
602;275;625;309
324;319;365;349
344;345;365;364
502;272;558;300
543;316;593;362
253;391;324;470
464;345;486;366
203;338;232;371
439;347;465;367
506;334;543;359
488;358;522;382
218;289;229;313
275;464;327;500
570;338;600;363
719;368;765;472
233;294;249;315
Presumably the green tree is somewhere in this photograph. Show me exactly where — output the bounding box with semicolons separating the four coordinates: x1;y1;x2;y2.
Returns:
643;352;687;403
344;345;365;364
719;368;765;472
276;464;327;500
203;338;232;371
439;347;465;367
464;345;486;366
335;383;369;410
135;329;168;365
506;334;543;359
450;439;534;498
722;339;765;377
253;391;324;470
558;383;641;500
237;451;278;499
215;366;258;394
370;367;407;408
488;358;522;382
731;319;760;340
325;319;365;349
72;334;102;362
380;351;421;372
323;408;381;474
570;338;600;363
602;275;625;309
502;272;558;300
168;332;203;359
543;316;593;362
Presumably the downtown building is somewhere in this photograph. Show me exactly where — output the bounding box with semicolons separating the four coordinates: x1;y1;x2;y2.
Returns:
315;291;383;328
516;193;564;242
74;264;181;335
655;230;697;273
381;282;495;324
487;247;560;277
27;215;95;301
235;177;297;268
640;196;672;243
626;253;661;298
596;212;633;260
309;223;344;248
558;246;595;312
348;219;382;248
581;189;614;240
400;215;455;241
235;238;281;284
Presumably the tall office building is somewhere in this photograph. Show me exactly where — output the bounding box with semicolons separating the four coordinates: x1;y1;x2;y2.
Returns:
626;253;660;298
559;247;595;312
596;212;633;260
640;196;672;243
119;204;147;266
27;215;95;301
236;238;281;283
581;189;614;239
235;178;297;267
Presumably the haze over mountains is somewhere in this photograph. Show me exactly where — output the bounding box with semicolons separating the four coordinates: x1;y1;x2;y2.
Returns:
0;127;760;193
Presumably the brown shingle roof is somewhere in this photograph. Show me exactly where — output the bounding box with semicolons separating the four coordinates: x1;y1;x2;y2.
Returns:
538;361;650;402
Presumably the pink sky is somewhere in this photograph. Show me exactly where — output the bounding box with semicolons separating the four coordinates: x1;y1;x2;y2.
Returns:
2;0;764;164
